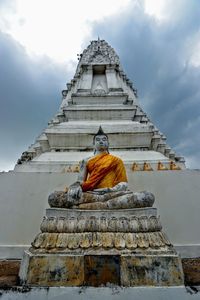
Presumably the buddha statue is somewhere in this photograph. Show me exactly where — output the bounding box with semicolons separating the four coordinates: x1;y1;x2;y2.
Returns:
21;127;184;287
48;126;155;209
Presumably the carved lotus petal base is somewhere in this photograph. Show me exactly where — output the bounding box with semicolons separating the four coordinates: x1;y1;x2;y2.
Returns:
31;231;171;251
41;207;162;233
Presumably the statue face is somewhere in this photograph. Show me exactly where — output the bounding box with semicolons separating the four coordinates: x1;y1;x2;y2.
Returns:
94;135;109;152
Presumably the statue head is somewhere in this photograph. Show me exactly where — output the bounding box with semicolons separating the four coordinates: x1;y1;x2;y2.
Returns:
93;126;109;153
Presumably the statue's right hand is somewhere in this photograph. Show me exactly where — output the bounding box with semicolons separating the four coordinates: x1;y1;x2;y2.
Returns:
68;181;83;204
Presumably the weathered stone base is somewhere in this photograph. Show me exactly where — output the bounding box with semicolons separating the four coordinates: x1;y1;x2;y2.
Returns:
19;250;184;286
182;258;200;285
0;260;20;288
120;254;183;286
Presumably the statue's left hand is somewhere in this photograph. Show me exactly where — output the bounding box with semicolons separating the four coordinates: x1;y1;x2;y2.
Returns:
93;187;111;194
93;182;128;194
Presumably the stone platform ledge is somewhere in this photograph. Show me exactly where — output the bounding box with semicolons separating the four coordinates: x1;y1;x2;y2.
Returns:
46;207;157;218
2;257;200;287
19;250;184;287
1;286;200;300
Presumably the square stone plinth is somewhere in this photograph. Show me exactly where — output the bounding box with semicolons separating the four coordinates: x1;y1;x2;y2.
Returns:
19;251;184;287
84;255;120;286
19;251;84;286
120;254;184;286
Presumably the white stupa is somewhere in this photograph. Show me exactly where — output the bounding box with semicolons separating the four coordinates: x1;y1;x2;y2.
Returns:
15;39;185;173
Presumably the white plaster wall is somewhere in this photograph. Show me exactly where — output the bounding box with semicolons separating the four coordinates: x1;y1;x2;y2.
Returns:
127;170;200;246
0;172;75;247
0;170;199;258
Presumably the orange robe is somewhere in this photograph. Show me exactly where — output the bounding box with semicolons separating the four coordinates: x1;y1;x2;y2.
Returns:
81;153;128;192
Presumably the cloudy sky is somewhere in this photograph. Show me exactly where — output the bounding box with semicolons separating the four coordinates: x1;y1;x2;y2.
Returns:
0;0;200;171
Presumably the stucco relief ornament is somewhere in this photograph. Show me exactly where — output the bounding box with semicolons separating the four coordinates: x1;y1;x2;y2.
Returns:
89;53;110;64
75;40;121;76
93;82;107;96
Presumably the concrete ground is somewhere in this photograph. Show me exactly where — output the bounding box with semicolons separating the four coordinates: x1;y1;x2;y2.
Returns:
0;286;200;300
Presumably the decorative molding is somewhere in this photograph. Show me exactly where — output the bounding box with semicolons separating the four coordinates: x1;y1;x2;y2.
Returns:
1;245;199;259
39;215;162;233
32;231;171;251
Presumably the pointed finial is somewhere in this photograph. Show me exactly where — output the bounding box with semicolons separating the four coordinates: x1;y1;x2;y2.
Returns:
98;36;100;42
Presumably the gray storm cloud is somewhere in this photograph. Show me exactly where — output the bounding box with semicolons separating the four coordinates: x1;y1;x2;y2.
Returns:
90;0;200;168
0;32;69;170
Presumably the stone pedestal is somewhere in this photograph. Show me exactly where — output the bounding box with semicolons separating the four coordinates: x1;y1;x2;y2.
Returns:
20;251;183;287
19;207;184;286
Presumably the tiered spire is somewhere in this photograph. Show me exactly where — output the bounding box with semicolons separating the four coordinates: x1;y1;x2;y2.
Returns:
15;39;185;171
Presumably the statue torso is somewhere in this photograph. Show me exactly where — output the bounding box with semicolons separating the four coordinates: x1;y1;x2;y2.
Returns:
82;153;127;191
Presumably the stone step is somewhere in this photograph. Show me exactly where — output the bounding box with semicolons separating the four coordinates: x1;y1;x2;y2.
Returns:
71;94;129;105
63;105;136;121
44;121;153;150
